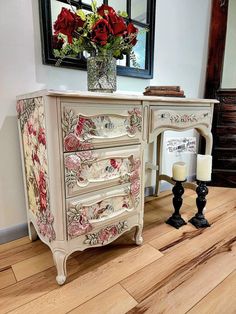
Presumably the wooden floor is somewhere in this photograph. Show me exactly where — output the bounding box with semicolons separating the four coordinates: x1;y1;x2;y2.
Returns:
0;187;236;314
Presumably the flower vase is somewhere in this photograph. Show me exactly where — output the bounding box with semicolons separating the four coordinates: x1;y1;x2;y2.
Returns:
87;53;117;93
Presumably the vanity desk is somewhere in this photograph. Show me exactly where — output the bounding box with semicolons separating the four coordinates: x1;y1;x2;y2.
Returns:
16;90;217;284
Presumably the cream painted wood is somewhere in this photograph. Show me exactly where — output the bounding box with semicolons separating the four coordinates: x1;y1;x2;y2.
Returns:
61;101;143;149
64;145;141;197
16;90;217;285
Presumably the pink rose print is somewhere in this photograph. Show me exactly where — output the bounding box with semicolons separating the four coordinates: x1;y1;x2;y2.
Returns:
130;170;140;183
68;219;92;238
79;142;93;150
99;229;110;243
110;159;119;169
64;133;80;151
37;209;56;242
76;150;96;161
109;226;118;236
38;128;46;146
76;117;86;135
65;154;81;171
32;152;40;165
131;158;141;171
130;179;140;198
38;170;47;211
27;122;34;135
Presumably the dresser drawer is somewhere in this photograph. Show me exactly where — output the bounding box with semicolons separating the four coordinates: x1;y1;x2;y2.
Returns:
61;101;142;151
64;145;141;198
150;106;212;134
66;184;141;240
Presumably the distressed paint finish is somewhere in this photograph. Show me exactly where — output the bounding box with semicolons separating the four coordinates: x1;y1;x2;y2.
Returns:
62;108;142;152
17;97;56;242
67;184;140;239
84;221;129;245
157;110;211;126
64;150;141;191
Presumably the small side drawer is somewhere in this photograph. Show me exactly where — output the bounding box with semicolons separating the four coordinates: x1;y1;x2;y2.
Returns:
61;101;142;151
64;145;141;198
150;106;212;134
66;184;141;240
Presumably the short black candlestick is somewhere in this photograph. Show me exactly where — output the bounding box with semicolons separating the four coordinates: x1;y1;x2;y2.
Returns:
166;180;187;229
189;181;210;228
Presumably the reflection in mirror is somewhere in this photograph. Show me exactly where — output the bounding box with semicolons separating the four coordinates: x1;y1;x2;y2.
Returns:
221;0;236;88
131;0;147;23
131;26;147;69
51;0;76;30
83;0;103;6
108;0;127;13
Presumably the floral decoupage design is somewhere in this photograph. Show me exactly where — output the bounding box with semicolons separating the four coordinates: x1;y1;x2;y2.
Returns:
65;150;141;192
62;108;142;152
67;194;132;239
84;221;128;245
17;97;56;242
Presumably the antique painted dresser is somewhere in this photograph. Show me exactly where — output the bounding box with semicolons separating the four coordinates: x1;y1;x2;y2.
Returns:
16;90;217;284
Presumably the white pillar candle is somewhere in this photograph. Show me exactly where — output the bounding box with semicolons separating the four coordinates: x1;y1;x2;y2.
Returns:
196;154;212;181
172;162;187;181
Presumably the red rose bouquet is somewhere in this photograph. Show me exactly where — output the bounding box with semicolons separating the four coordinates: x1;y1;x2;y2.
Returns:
53;1;138;63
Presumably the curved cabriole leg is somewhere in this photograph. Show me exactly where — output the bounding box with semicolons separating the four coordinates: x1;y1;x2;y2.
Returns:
134;225;143;245
53;250;67;285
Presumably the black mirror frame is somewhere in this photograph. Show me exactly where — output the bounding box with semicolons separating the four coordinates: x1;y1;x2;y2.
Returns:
39;0;156;79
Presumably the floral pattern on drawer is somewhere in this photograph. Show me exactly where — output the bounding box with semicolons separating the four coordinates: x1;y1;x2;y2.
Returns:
84;221;128;245
67;186;140;239
17;97;56;242
62;107;142;152
64;146;141;197
151;109;212;131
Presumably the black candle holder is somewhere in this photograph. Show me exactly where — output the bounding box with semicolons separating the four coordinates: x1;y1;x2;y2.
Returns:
189;180;210;228
166;179;187;229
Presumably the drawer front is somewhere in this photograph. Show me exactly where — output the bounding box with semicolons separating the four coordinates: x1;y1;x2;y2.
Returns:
68;215;139;248
66;184;141;240
64;145;141;198
61;102;142;151
150;106;212;133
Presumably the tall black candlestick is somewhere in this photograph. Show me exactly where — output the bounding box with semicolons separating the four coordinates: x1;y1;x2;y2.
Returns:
166;180;187;229
189;180;210;228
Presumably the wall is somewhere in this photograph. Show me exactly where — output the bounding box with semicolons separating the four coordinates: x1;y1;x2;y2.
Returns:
0;0;211;235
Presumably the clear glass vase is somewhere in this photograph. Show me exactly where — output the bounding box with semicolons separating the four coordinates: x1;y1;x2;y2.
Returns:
87;52;117;93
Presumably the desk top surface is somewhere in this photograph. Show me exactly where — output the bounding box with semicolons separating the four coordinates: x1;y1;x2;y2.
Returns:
17;89;219;104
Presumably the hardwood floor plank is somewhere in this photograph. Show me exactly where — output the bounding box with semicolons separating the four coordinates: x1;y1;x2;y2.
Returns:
0;268;16;290
0;240;48;271
12;251;54;281
127;235;236;313
69;284;137;314
121;212;236;303
188;270;236;314
1;244;162;313
149;199;236;253
0;238;135;313
0;237;30;254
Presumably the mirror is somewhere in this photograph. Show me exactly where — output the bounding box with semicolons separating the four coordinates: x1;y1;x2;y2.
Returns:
221;0;236;88
39;0;156;78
